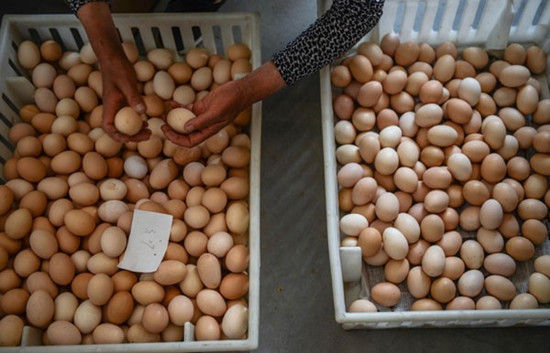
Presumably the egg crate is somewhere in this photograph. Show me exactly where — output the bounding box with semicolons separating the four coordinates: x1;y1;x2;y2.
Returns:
319;0;550;329
0;13;261;351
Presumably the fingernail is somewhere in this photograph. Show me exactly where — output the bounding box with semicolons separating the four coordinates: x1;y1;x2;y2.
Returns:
135;103;146;113
184;124;195;133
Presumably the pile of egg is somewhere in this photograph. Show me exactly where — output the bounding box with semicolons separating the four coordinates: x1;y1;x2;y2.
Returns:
0;38;254;346
332;34;550;312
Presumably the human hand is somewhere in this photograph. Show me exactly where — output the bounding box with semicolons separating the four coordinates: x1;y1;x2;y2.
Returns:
162;80;247;147
99;55;151;143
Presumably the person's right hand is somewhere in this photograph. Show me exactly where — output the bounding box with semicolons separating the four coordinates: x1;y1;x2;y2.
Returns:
99;55;151;143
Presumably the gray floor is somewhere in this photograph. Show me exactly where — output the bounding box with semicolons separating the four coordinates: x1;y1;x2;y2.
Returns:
1;0;549;352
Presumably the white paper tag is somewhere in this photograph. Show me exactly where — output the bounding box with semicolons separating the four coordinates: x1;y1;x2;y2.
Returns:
118;209;173;273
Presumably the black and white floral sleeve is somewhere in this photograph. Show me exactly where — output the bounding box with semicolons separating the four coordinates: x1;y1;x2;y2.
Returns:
65;0;110;14
272;0;384;86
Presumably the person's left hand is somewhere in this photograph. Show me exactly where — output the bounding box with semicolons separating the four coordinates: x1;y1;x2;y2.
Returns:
162;80;247;147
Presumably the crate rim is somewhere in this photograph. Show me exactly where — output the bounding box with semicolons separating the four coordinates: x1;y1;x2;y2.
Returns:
0;11;262;351
319;0;550;328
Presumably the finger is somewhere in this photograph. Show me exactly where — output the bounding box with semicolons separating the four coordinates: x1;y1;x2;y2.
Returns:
185;120;227;146
128;128;152;142
105;127;131;143
161;124;194;147
163;120;226;147
184;109;224;133
191;99;208;116
170;101;184;109
120;81;145;114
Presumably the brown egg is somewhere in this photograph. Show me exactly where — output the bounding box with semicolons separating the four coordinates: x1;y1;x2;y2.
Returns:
410;298;442;311
517;198;548;220
531;153;550;175
384;259;409;284
422;166;452;189
394;41;419;67
406;266;430;298
475;72;497;93
506;236;535;261
44;252;73;287
383;70;407;95
0;315;25;346
348;55;373;83
485;275;516;301
141;303;169;334
370;282;401;307
331;65;352;87
380;33;400;56
480;154;506;183
390;91;415;114
430;277;456;304
432;54;455;83
26;289;54;328
105;291;134;324
525;46;546;74
0;288;29;315
64;209;95;236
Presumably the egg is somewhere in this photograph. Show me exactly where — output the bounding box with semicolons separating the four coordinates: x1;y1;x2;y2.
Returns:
529;273;550;303
196;289;227;317
526;46;547;74
26;289;54;328
384;258;410;284
218;273;248;301
348;55;373;83
153;71;176;100
348;299;378;314
191;67;213;90
430;277;456;303
499;65;530;87
506;236;535;261
154;260;187;286
484;275;516;301
381;227;408;260
17;40;41;69
374;148;399;175
49;252;76;285
383;70;407;95
142;303;169;334
476;295;502;310
334;120;356;144
456;269;484;298
114;107;143;136
370;282;401;306
479;199;504;230
195;315;220;341
92;323;125;344
410;298;442;311
421;245;445;277
357;81;382;107
483;253;516;277
534;255;550;278
433;54;455;83
510;293;538;310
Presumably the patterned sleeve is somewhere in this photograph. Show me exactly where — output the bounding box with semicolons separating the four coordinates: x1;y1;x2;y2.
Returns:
65;0;111;14
272;0;384;86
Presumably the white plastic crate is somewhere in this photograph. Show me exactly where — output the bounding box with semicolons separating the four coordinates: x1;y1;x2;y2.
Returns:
320;0;550;329
0;13;261;351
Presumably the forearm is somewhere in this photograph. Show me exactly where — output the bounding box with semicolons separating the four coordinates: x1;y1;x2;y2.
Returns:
76;2;125;63
272;0;384;85
236;61;286;109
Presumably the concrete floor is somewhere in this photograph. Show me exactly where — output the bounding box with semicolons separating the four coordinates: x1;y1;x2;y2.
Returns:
1;0;549;352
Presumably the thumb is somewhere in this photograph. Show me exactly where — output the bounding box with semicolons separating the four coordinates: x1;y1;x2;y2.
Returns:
121;83;145;114
185;110;218;133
